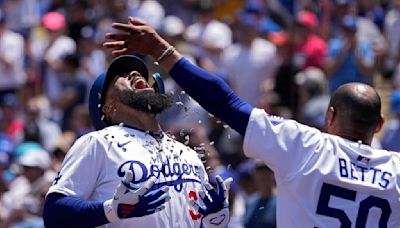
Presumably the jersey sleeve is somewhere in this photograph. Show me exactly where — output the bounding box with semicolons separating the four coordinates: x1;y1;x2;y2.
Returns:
47;134;106;199
243;108;324;180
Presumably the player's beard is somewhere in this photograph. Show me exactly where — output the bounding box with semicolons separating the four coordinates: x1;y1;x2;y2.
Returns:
118;90;173;114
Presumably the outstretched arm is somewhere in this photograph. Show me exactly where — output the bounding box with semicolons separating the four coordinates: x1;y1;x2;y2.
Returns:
103;17;253;136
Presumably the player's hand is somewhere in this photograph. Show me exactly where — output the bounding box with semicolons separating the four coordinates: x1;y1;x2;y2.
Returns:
103;171;171;222
190;176;233;228
103;17;170;59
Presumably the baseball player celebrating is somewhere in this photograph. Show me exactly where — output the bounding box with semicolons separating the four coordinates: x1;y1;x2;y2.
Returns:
43;55;232;227
104;17;400;227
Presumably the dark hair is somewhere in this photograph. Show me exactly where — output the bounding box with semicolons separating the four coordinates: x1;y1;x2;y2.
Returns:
330;84;381;133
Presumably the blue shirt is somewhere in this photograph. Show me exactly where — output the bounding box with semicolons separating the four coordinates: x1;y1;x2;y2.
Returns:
327;38;374;93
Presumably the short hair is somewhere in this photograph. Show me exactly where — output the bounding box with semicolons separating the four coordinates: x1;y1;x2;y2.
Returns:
330;84;381;133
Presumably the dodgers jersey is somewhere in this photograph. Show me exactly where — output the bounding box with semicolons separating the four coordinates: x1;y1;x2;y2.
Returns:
243;108;400;227
48;126;208;228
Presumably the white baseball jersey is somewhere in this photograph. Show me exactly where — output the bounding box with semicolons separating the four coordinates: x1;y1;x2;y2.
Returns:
243;108;400;227
48;125;208;228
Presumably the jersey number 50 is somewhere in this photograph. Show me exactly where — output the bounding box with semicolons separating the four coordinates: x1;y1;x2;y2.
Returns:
316;183;391;228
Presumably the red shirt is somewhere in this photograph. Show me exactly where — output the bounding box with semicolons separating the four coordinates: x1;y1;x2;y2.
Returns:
295;34;327;69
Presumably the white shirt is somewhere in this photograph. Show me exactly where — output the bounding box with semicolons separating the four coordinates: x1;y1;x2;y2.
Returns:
48;126;208;228
222;38;278;106
0;29;25;90
243;108;400;227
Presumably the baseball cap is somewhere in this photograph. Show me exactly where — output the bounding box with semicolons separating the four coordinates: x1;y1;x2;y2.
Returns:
390;90;400;113
295;11;318;29
18;146;50;170
89;55;149;130
42;12;65;31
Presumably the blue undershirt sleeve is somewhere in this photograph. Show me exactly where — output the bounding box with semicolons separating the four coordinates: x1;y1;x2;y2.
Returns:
169;58;253;136
43;193;109;228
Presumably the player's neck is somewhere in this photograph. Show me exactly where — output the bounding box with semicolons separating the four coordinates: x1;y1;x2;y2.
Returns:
336;131;372;146
112;109;162;133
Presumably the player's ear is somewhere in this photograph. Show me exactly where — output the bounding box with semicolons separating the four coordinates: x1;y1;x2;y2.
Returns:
325;106;335;127
102;103;115;115
374;113;385;134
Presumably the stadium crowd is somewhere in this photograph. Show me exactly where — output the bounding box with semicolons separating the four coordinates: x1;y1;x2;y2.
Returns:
0;0;400;227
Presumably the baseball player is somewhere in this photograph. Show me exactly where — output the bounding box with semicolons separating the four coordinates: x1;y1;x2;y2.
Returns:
104;17;400;227
43;55;232;227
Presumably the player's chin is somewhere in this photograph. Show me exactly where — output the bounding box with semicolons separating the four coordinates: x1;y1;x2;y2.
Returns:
134;87;155;94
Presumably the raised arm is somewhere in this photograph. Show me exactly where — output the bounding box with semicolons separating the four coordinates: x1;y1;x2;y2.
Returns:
103;17;253;136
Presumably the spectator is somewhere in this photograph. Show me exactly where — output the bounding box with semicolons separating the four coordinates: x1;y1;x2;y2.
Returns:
1;143;54;227
184;2;232;77
24;95;61;152
270;31;298;115
222;14;278;106
295;67;330;130
381;90;400;152
384;0;400;80
243;162;276;228
38;11;76;110
55;53;87;130
78;25;107;99
292;10;327;70
324;15;374;93
0;10;25;97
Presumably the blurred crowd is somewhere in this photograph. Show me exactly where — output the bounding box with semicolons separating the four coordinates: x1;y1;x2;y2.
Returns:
1;0;400;227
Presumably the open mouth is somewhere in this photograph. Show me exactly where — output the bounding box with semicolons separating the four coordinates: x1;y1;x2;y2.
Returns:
133;78;148;89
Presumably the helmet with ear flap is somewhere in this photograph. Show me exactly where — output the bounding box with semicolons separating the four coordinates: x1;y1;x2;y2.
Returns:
150;73;165;94
88;55;165;130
